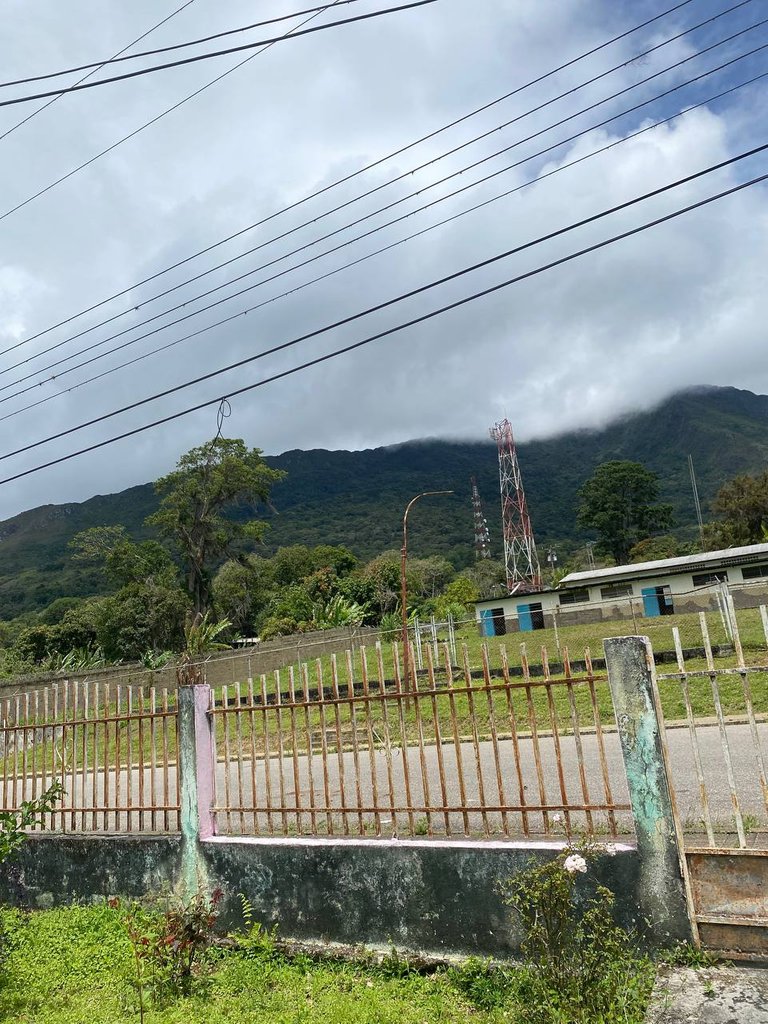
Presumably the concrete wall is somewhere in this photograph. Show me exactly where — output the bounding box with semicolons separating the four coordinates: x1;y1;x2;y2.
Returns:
0;833;643;958
0;835;181;909
202;836;643;957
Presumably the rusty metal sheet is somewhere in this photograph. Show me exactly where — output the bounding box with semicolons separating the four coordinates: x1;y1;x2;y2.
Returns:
697;921;768;957
687;850;768;924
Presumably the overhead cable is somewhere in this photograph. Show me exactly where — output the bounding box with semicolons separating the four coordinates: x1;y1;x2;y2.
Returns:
0;0;701;332
4;23;764;399
0;0;349;225
6;62;758;427
1;0;372;89
3;163;766;487
3;139;767;471
0;1;439;109
0;0;198;145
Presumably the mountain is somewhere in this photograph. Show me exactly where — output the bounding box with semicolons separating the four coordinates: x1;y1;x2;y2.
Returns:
2;385;767;619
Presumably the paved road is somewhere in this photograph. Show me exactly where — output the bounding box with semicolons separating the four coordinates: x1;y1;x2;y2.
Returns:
37;721;767;841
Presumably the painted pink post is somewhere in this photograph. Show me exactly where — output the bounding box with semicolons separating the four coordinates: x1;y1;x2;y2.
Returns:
194;684;217;840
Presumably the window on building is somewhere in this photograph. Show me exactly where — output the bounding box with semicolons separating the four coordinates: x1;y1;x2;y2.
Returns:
600;583;633;600
559;588;590;606
518;602;545;631
692;571;728;587
742;564;768;580
491;608;507;636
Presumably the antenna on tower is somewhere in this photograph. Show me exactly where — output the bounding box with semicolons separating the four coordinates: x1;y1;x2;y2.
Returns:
489;418;542;593
470;476;492;560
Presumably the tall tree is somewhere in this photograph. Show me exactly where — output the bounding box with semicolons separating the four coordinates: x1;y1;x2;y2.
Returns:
576;461;673;565
704;470;768;549
146;437;285;616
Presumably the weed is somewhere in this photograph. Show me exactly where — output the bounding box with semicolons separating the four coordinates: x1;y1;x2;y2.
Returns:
110;887;223;1018
659;941;717;968
447;956;512;1010
500;842;655;1023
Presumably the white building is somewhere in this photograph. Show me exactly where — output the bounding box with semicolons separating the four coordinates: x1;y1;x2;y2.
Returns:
474;541;768;636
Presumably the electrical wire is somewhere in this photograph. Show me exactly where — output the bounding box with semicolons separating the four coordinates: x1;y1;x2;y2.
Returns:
3;163;766;488
3;140;767;474
0;0;198;145
1;0;373;89
7;61;759;428
0;0;701;336
4;22;764;401
0;1;439;109
3;1;756;381
0;0;349;226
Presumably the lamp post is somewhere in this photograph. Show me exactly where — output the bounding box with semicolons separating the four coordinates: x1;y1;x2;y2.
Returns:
401;490;453;694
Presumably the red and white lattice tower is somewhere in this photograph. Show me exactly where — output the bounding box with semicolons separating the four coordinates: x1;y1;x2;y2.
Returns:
470;476;492;560
489;419;542;593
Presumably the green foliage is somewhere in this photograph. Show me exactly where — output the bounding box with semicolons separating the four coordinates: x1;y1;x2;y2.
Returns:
184;612;233;656
447;957;512;1011
500;844;655;1023
258;616;302;640
147;437;285;615
311;593;366;629
577;461;674;565
0;783;62;864
110;889;223;1014
629;534;695;563
1;904;513;1023
705;469;768;549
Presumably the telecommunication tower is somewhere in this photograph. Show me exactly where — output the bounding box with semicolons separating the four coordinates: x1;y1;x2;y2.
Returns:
489;418;542;593
470;476;492;560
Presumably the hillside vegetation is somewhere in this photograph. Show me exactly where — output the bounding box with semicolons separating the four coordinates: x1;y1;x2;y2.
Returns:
1;385;767;618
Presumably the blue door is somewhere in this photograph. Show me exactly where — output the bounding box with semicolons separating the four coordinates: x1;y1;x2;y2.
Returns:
518;603;534;631
479;609;495;637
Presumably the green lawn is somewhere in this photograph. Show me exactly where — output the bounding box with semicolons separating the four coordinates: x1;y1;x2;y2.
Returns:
0;904;656;1024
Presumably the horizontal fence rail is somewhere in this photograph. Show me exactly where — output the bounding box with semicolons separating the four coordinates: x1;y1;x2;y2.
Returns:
658;611;768;851
0;680;181;833
208;641;632;840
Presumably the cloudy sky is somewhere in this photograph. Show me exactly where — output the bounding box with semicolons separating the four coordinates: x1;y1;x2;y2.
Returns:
0;0;767;519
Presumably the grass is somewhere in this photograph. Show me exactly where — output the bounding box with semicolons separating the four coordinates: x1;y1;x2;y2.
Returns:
0;904;657;1024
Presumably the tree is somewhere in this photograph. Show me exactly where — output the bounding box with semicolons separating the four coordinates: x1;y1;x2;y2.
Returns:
576;461;673;565
146;438;285;616
704;471;768;550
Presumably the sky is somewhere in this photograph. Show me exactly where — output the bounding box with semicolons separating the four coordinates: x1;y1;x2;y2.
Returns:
0;0;767;520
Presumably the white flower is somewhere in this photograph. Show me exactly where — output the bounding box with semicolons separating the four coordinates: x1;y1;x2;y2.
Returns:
552;813;563;825
563;854;587;874
603;843;619;857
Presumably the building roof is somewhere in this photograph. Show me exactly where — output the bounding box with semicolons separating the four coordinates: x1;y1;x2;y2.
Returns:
560;542;768;587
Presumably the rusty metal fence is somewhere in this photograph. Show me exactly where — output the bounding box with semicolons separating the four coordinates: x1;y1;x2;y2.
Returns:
0;680;180;833
657;613;768;851
208;641;631;839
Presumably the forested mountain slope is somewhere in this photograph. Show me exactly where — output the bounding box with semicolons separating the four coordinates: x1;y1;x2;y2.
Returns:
2;385;767;617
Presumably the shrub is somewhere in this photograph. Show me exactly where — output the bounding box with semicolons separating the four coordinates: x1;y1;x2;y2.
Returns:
500;844;654;1023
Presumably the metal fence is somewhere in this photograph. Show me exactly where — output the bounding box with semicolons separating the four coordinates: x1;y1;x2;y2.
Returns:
0;680;180;833
657;612;768;851
208;641;631;840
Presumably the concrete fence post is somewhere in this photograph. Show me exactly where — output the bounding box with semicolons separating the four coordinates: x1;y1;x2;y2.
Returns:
603;636;696;946
178;682;216;897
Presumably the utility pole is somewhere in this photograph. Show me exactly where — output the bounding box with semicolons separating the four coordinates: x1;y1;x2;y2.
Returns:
688;454;705;549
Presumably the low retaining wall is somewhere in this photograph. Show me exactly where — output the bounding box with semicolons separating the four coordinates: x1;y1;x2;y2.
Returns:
0;835;181;909
0;834;646;958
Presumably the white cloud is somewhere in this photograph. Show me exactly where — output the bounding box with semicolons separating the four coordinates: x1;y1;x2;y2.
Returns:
0;0;766;519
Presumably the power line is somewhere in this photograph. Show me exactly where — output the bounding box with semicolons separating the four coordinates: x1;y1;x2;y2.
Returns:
8;62;757;427
3;140;767;470
0;0;700;341
0;1;439;109
5;21;763;398
0;0;350;225
1;1;373;89
0;0;198;145
3;163;766;488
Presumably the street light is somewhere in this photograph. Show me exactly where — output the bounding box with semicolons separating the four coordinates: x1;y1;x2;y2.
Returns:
401;490;454;694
